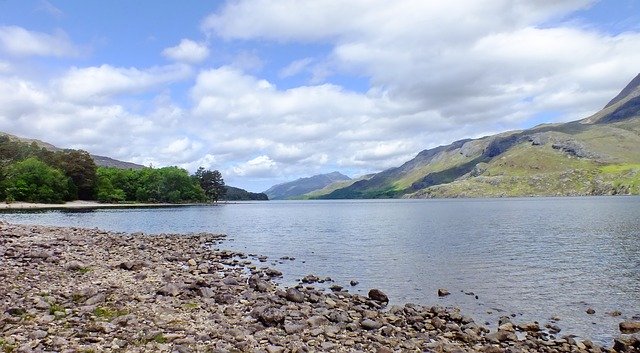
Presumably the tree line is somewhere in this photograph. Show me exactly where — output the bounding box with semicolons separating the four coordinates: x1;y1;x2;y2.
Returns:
0;135;226;204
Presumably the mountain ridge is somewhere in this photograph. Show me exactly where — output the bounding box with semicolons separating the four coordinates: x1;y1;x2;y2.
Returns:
313;73;640;199
264;171;350;200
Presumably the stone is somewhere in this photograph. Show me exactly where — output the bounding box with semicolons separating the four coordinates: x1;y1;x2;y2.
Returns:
158;283;181;296
361;319;382;330
285;288;305;303
620;321;640;334
187;258;197;266
586;308;595;315
438;288;450;297
256;307;285;327
65;260;85;271
266;345;285;353
350;280;359;286
368;289;389;303
301;274;319;283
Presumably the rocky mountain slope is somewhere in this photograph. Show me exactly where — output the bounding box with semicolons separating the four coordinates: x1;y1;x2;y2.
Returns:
317;73;640;199
264;172;351;200
0;132;144;169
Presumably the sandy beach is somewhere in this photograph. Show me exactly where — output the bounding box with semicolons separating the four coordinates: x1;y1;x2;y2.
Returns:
1;222;638;352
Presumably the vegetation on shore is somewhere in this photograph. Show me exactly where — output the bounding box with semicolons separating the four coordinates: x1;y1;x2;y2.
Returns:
0;135;232;204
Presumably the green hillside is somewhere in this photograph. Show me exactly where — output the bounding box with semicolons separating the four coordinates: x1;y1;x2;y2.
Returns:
321;73;640;199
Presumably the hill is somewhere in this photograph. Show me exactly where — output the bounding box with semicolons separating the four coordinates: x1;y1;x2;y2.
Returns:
222;186;268;201
0;132;144;169
321;73;640;199
264;172;351;200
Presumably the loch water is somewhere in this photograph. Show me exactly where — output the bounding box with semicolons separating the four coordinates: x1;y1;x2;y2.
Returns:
2;197;639;345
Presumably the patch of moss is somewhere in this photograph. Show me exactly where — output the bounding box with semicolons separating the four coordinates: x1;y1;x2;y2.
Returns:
152;333;167;344
93;306;127;320
76;267;92;274
0;338;17;353
49;304;65;316
182;302;199;310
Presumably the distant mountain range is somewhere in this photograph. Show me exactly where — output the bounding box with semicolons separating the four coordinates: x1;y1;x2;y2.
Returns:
270;73;640;199
264;171;351;200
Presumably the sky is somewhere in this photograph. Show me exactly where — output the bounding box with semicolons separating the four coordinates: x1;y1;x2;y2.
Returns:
0;0;639;192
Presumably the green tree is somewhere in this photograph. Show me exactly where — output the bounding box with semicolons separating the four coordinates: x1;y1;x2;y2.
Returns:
194;167;226;202
52;150;98;200
3;157;71;203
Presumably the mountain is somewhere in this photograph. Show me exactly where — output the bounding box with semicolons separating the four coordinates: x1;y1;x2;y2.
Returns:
222;186;269;201
321;74;640;199
264;172;351;200
0;131;144;169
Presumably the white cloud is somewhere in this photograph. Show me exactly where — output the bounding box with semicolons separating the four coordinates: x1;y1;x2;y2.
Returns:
1;1;640;192
162;39;210;63
0;26;80;57
56;64;192;102
232;155;278;177
279;57;314;78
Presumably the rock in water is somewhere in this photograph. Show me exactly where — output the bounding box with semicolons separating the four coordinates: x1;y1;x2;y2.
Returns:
586;308;595;315
368;289;389;303
619;321;640;334
438;288;450;297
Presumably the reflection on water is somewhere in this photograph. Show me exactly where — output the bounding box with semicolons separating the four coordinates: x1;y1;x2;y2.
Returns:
2;197;639;345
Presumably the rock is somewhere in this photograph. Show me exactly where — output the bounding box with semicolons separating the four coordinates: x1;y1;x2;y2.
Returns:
438;288;450;297
65;260;85;271
187;258;197;266
301;274;320;283
518;322;540;332
620;321;640;334
285;288;305;303
199;287;215;298
266;345;285;353
158;283;181;296
255;306;285;327
607;310;622;317
222;277;239;286
330;284;343;292
586;308;595;315
368;289;389;303
264;268;282;277
361;319;382;330
85;293;107;305
284;324;305;334
350;280;359;286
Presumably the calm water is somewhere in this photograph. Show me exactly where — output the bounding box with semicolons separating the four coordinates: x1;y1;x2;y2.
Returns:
2;197;639;345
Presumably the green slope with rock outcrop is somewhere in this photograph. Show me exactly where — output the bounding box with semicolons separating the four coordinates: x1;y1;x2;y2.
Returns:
321;73;640;199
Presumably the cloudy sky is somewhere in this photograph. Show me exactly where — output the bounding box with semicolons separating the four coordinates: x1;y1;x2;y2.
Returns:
1;0;639;192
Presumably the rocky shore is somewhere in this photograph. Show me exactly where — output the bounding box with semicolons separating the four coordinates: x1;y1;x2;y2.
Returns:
1;222;638;352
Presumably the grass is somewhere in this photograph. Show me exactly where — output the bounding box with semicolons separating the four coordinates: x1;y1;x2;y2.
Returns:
182;302;200;310
0;338;16;353
93;306;128;320
152;333;167;344
49;304;65;316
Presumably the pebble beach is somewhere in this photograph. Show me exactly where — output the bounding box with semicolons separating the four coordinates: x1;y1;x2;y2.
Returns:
1;222;639;352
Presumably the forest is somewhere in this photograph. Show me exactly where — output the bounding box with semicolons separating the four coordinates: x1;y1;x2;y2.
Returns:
0;135;226;204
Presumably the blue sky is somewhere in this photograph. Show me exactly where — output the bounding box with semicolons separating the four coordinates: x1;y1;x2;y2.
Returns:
0;0;639;191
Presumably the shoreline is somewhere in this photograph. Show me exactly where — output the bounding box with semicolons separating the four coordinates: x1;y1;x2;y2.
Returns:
0;200;213;211
1;222;638;352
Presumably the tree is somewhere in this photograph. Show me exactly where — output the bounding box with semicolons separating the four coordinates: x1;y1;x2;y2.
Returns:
3;157;71;203
194;167;226;202
52;150;98;200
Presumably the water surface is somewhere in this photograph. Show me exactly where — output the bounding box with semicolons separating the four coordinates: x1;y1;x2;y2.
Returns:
2;197;639;345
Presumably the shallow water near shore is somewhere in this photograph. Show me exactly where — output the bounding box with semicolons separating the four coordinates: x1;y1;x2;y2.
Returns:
2;196;639;345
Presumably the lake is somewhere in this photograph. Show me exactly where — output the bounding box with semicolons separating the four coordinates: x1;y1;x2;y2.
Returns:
2;197;639;345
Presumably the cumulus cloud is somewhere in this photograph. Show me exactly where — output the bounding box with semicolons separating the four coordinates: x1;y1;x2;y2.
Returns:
162;39;210;63
56;64;192;102
0;26;80;57
1;1;640;191
232;155;278;177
